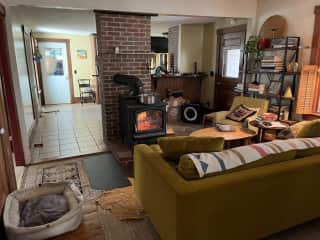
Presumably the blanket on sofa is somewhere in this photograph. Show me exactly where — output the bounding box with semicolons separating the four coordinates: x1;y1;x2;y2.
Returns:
188;138;320;178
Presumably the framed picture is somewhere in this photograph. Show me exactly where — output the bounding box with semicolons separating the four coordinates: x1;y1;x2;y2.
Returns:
77;49;87;59
268;81;281;95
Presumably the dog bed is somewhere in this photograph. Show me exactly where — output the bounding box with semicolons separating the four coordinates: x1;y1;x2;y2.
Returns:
4;183;83;240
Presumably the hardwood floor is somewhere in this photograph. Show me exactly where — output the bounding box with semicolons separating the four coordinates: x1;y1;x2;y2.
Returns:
53;200;105;240
51;199;160;240
20;156;320;240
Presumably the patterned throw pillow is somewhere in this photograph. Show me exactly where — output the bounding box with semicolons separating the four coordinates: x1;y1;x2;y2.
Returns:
226;104;257;122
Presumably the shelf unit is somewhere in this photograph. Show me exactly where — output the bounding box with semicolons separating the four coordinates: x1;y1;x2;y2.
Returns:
241;36;301;120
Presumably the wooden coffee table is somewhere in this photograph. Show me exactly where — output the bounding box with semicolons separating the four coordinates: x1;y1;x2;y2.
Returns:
190;126;256;148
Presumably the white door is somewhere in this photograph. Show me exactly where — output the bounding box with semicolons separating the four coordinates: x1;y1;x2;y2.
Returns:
39;41;71;104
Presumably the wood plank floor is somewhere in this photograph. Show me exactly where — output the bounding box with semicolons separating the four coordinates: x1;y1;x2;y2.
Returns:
22;156;320;240
53;200;105;240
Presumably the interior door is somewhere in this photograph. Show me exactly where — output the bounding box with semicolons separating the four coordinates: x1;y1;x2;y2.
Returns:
38;41;71;104
0;74;16;216
214;25;246;111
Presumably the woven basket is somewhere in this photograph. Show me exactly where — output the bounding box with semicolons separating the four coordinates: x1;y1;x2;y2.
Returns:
3;182;83;240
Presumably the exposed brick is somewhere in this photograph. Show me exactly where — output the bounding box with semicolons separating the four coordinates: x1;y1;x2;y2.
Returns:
96;12;151;143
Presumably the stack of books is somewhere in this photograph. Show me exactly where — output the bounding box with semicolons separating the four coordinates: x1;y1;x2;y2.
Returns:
248;83;259;92
247;84;265;94
233;83;244;93
269;105;289;114
260;56;284;72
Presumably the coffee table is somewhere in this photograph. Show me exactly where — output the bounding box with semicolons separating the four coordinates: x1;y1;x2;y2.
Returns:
190;126;256;148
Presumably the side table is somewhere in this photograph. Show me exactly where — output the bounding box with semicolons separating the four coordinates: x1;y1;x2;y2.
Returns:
249;120;290;143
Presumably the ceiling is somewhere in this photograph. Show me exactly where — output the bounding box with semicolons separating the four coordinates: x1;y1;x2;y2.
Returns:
11;6;223;35
151;15;219;25
11;6;96;35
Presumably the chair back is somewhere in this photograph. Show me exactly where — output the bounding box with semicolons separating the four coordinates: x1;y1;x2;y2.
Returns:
78;79;91;89
230;96;269;114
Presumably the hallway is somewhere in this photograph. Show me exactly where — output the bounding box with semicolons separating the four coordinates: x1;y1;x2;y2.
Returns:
30;104;108;164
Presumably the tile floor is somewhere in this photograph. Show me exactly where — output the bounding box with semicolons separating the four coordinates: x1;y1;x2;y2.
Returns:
31;103;108;164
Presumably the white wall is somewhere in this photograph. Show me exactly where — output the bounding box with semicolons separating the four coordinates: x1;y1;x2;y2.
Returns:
256;0;319;65
180;24;204;73
151;22;171;37
8;0;257;18
0;0;32;164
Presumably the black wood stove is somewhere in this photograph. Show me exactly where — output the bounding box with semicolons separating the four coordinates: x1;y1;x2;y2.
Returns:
113;74;167;146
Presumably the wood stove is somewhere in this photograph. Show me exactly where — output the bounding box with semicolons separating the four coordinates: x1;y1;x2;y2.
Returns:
120;96;167;146
113;74;167;146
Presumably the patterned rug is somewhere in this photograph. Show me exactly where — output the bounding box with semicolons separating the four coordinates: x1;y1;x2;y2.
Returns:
97;178;146;221
22;159;101;201
40;163;83;193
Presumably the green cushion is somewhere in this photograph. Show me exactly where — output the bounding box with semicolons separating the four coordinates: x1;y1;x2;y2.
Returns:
178;150;297;180
149;144;163;154
158;136;224;163
296;120;320;138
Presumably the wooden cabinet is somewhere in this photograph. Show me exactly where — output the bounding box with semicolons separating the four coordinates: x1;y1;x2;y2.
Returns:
151;75;203;102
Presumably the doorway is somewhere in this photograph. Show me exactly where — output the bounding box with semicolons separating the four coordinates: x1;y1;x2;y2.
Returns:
214;25;246;111
38;39;74;105
0;4;17;228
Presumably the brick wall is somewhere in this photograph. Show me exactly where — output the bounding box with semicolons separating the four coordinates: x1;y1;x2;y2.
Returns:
95;11;151;141
168;25;179;72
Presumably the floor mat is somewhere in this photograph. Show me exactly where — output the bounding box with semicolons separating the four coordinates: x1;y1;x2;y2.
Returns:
21;158;102;201
83;153;131;190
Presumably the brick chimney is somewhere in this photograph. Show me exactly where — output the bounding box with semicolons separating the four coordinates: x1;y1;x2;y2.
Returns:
95;11;152;141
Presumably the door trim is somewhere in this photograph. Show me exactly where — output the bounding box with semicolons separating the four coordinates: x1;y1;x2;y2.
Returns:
214;24;247;110
21;25;36;120
36;38;75;104
311;5;320;65
0;5;26;166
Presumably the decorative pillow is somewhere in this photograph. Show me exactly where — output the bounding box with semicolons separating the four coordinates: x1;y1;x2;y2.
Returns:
178;150;296;180
226;104;257;122
277;121;310;139
158;136;224;163
296;120;320;138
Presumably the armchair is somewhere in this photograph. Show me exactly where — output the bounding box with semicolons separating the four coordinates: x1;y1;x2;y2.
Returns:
203;96;269;132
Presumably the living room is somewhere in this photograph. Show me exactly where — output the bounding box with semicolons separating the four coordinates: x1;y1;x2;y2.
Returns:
0;0;320;239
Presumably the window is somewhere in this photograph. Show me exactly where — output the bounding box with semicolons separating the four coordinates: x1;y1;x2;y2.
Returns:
222;48;241;78
296;65;320;114
44;48;64;76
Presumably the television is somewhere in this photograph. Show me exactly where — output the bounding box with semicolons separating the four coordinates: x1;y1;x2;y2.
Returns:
151;37;168;53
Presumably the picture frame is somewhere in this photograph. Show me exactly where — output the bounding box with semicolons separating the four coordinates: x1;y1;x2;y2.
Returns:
77;49;87;59
267;81;281;95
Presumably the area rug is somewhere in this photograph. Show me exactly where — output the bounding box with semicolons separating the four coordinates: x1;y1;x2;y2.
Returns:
97;178;146;221
83;153;131;190
21;159;102;201
40;163;83;193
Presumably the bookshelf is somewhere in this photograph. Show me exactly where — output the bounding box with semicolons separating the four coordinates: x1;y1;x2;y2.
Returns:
240;36;301;120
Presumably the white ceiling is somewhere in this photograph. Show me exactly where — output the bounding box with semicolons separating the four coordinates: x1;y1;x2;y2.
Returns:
11;6;96;35
10;6;222;35
151;15;219;25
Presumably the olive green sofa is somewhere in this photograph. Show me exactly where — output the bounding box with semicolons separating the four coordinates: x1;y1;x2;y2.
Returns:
134;143;320;240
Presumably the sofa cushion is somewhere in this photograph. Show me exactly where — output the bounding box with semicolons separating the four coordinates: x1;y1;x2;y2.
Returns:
149;144;163;155
178;150;296;180
158;136;224;163
226;104;257;122
182;138;320;178
296;120;320;138
278;121;314;139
